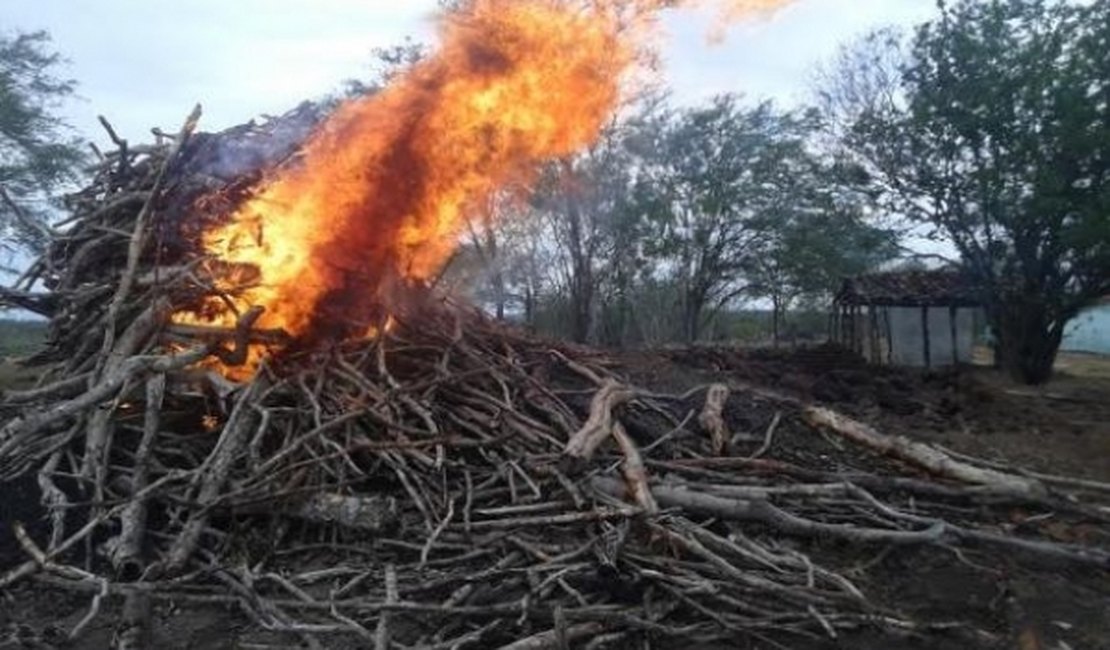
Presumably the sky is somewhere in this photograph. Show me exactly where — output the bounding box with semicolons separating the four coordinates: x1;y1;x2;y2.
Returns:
1;0;940;148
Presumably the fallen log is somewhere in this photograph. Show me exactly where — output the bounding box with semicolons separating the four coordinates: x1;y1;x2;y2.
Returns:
804;406;1047;498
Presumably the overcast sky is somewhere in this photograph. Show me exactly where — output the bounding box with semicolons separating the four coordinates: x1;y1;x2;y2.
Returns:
2;0;938;147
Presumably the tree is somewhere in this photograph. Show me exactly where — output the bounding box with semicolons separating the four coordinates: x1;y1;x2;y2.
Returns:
748;200;897;345
820;0;1110;384
337;38;428;99
639;96;822;342
537;131;636;344
1;30;84;257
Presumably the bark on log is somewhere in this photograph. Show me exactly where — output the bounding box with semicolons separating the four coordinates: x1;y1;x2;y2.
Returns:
231;493;400;533
495;622;607;650
163;377;265;573
592;476;944;545
592;477;1110;568
698;384;730;455
612;423;658;514
803;406;1047;498
562;380;637;465
1;373;92;405
110;374;166;574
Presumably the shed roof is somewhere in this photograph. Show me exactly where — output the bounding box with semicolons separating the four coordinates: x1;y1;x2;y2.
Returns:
835;270;982;308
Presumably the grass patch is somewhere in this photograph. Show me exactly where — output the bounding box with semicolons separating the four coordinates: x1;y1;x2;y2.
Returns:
0;319;47;357
0;320;47;390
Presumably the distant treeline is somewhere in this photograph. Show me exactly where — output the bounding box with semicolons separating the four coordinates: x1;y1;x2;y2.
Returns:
442;95;898;348
0;319;46;357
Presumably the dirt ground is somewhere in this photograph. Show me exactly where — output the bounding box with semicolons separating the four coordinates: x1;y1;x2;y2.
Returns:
2;346;1109;649
624;344;1110;649
647;345;1110;482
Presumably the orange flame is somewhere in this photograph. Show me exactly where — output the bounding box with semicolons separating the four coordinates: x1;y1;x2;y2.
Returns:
176;0;794;369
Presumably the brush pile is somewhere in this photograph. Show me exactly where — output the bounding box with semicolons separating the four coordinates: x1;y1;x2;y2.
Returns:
2;108;1109;650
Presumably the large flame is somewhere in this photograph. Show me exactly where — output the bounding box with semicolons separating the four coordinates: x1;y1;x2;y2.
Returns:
177;0;793;367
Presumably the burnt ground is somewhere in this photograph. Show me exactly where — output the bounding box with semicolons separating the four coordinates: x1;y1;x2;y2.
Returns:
2;347;1110;649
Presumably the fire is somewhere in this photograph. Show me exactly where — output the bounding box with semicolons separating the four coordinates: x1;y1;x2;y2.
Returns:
176;0;793;371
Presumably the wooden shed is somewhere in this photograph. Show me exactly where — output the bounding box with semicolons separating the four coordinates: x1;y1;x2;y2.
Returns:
831;270;982;368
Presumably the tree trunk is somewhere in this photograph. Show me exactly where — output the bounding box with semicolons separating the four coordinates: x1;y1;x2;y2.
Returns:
683;293;704;343
991;299;1064;385
485;227;506;321
563;197;594;344
523;286;535;332
771;295;781;348
493;273;506;321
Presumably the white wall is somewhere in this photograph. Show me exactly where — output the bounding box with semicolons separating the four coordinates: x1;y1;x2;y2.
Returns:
1062;304;1110;355
883;306;975;367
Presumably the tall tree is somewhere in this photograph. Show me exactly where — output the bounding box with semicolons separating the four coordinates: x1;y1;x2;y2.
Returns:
820;0;1110;384
0;30;84;256
538;133;634;344
748;202;897;345
641;97;819;342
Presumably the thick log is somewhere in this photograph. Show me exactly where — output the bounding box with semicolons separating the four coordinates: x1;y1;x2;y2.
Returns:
592;476;944;546
232;493;399;533
698;384;730;455
612;423;657;514
163;377;265;573
495;622;607;650
562;380;637;464
803;406;1047;498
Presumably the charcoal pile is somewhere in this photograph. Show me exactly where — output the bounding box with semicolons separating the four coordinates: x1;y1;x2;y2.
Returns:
2;108;1110;650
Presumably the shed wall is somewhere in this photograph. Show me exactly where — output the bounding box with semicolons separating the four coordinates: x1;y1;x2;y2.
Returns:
885;306;975;367
1062;305;1110;355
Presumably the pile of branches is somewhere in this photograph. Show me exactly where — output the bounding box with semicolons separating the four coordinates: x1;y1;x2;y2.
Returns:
2;108;1110;650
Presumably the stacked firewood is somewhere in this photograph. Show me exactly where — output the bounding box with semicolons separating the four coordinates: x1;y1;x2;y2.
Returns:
1;107;1109;649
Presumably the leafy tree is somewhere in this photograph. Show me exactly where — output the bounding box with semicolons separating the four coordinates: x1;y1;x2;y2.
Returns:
638;96;823;342
536;126;642;344
748;201;897;345
337;38;428;99
0;30;84;255
821;0;1110;384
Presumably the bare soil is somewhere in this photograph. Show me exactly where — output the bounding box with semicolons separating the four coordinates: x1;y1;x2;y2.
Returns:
631;343;1110;649
3;346;1109;649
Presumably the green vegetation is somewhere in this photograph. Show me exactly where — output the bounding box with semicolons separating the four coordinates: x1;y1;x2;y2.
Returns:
0;319;45;390
0;318;45;356
0;30;86;256
821;0;1110;383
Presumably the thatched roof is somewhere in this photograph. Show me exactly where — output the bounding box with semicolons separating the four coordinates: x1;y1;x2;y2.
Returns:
835;269;982;308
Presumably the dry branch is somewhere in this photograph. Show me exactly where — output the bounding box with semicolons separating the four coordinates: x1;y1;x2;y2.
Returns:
1;106;1106;649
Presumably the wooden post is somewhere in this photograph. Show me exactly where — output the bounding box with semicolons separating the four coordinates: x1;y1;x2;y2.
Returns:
852;306;859;351
869;306;881;363
950;305;960;365
858;306;865;355
884;307;894;365
841;306;847;347
921;305;932;369
840;305;848;347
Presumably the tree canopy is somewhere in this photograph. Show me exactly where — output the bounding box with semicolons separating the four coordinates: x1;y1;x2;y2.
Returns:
0;30;84;255
820;0;1110;383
